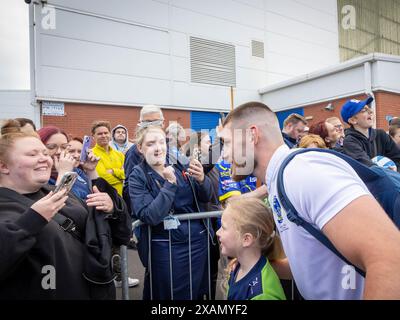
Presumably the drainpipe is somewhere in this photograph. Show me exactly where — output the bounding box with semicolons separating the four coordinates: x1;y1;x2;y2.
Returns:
364;61;376;128
29;2;41;127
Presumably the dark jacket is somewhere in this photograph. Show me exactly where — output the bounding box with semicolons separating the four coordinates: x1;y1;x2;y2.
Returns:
332;145;344;153
343;127;400;171
201;166;221;212
72;168;92;199
203;137;224;175
123;144;143;184
122;144;143;213
0;179;131;300
282;132;297;149
84;178;132;289
129;161;213;266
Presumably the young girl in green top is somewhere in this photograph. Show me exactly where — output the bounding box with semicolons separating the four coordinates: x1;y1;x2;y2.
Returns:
217;198;286;300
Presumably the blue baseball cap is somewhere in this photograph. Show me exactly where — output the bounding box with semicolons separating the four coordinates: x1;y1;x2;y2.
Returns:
340;96;374;124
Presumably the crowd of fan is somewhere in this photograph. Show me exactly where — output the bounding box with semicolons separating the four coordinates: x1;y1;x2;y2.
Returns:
0;95;399;300
281;97;400;171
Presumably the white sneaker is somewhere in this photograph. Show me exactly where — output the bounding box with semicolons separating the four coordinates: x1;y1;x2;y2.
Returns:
114;277;139;288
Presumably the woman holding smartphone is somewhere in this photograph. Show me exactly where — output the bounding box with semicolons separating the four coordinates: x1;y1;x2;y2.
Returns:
68;137;100;199
129;125;214;300
38;127;98;200
0;131;131;299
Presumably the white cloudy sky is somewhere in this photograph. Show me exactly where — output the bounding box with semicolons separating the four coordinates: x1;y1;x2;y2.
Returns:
0;0;30;89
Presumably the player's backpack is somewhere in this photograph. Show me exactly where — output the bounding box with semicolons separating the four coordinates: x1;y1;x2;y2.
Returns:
276;148;400;277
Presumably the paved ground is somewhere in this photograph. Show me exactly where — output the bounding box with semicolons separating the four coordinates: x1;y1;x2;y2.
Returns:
116;247;227;300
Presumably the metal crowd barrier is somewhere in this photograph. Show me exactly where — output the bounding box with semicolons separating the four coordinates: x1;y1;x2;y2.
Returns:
120;210;298;301
120;211;222;300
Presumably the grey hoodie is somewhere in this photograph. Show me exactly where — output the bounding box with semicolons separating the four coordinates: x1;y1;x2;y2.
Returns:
110;124;133;155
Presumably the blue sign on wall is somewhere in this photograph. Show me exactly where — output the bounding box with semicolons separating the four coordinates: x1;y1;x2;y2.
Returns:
190;111;226;143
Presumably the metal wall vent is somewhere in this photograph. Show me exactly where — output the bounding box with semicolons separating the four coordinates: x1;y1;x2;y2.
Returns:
251;40;264;58
190;36;236;87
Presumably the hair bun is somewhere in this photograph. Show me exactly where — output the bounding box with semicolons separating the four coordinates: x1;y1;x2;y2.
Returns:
1;119;22;135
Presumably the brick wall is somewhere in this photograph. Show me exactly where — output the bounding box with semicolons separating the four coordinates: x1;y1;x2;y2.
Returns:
303;94;370;129
302;91;400;130
41;91;400;138
374;91;400;131
42;103;191;140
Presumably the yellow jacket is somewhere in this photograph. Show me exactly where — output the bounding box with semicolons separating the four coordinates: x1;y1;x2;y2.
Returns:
92;144;125;195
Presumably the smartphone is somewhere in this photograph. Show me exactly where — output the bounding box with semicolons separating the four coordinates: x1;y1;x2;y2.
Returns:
54;172;78;193
80;135;93;163
193;147;202;162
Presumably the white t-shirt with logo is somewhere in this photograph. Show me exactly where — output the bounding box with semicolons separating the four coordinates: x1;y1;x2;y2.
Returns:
267;145;370;300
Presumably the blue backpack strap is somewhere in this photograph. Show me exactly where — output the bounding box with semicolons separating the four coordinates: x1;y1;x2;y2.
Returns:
276;148;366;277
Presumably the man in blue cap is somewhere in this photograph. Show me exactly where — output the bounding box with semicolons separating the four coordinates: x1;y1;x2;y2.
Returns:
341;96;400;171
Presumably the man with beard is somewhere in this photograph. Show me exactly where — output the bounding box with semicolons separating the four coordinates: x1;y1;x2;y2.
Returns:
110;124;133;155
219;101;400;300
281;114;308;148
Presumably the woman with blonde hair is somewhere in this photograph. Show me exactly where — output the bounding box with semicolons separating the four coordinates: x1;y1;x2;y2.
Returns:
129;125;214;300
217;198;286;300
298;134;327;149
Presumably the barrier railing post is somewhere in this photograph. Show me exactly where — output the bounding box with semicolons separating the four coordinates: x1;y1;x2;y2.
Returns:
188;220;193;300
148;225;153;300
207;218;211;300
120;245;129;300
292;280;295;300
169;230;174;300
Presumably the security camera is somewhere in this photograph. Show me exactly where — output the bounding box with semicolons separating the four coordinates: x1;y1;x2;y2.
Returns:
25;0;32;4
324;103;334;111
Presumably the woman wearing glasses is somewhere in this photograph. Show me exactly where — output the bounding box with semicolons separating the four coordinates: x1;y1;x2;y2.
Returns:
308;120;344;152
325;117;345;147
38;126;98;199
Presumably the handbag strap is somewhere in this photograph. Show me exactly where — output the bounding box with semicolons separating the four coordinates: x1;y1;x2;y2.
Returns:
53;212;83;241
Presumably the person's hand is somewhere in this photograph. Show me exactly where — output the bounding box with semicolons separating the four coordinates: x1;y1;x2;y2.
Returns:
389;165;397;172
54;149;75;175
81;149;100;172
106;169;114;175
162;166;177;185
86;186;114;213
31;189;69;221
188;159;204;183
